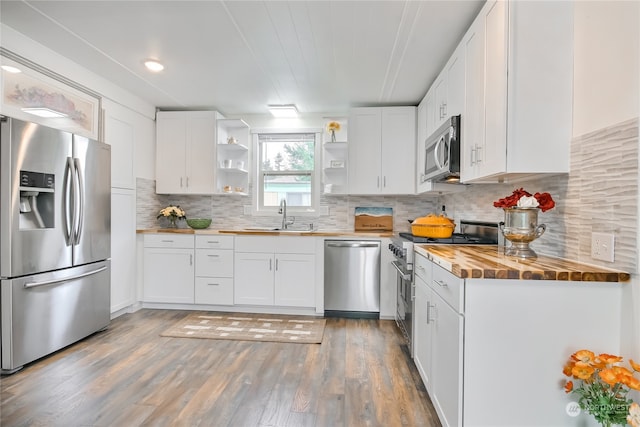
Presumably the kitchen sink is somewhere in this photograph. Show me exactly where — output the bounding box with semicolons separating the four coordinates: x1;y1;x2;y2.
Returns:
215;227;319;235
243;227;314;234
243;227;281;231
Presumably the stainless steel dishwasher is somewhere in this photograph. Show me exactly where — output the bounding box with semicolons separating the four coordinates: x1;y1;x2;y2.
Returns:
324;240;381;318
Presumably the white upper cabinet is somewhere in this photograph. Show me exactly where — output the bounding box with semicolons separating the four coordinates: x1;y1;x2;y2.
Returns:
103;106;135;190
348;106;416;195
461;0;573;183
155;110;219;194
426;46;465;138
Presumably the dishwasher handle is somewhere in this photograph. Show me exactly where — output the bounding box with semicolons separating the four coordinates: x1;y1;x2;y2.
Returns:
326;242;380;248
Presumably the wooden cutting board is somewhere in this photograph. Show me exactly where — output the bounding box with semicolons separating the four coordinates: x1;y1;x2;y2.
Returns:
354;207;393;232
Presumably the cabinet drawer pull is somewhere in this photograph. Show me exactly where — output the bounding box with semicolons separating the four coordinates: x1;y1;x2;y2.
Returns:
207;283;220;286
435;279;448;287
207;240;220;244
207;254;220;258
161;239;174;243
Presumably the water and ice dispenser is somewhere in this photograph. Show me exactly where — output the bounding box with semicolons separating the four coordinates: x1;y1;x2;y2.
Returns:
19;170;54;229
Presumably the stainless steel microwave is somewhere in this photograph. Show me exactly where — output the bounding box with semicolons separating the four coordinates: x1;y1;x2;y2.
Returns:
421;115;461;183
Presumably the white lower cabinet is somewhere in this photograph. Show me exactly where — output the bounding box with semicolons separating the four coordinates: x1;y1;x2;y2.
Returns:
143;234;195;303
234;252;275;305
194;235;234;305
413;275;433;393
414;252;463;427
234;236;315;308
414;249;624;427
274;254;315;307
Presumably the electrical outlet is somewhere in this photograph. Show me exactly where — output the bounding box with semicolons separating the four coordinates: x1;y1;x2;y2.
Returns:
591;232;615;262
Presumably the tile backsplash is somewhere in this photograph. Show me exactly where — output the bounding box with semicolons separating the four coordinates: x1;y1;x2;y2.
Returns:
438;117;638;273
136;180;438;235
137;117;638;274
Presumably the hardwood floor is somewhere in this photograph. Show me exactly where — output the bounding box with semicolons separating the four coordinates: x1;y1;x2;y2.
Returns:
0;310;441;427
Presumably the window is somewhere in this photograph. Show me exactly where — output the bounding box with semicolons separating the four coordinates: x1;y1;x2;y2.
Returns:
254;131;320;213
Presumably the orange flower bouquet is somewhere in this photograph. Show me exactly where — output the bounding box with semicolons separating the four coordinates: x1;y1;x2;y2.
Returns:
563;349;640;426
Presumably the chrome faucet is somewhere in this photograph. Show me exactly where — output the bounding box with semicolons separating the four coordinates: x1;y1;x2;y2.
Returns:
279;199;294;230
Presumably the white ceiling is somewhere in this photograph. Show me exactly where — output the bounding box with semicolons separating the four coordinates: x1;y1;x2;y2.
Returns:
0;0;484;116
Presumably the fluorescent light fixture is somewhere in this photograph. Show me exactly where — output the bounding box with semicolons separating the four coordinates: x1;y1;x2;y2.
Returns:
21;107;68;118
144;59;164;72
268;104;299;118
1;65;22;73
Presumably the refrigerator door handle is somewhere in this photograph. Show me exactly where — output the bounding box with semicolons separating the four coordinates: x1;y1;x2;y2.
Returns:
63;157;75;245
73;157;84;244
23;266;108;289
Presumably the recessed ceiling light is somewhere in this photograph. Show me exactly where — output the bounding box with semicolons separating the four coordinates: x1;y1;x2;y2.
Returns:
144;59;164;72
1;65;22;73
21;107;68;118
268;104;299;118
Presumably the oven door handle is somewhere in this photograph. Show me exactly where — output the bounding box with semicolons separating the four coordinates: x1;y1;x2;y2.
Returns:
391;261;412;281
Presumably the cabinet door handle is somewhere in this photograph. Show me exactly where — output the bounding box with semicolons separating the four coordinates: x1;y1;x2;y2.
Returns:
476;145;483;164
180;177;183;187
383;176;386;187
435;279;448;287
190;254;193;266
411;283;416;301
426;301;433;324
377;176;380;188
269;259;272;271
275;258;279;271
186;177;189;187
470;147;477;165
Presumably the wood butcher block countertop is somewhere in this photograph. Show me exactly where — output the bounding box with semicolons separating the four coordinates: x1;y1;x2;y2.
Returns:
415;245;631;282
136;228;393;238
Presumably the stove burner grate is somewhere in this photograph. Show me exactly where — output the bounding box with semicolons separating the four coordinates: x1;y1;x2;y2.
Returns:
398;232;495;245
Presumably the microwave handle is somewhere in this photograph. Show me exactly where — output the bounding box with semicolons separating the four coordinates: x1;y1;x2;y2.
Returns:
434;135;445;170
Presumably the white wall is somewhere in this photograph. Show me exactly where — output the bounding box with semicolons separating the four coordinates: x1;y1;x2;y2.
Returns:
573;1;640;364
573;1;639;137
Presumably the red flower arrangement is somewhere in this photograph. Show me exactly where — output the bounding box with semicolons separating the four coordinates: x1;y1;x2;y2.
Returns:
493;188;555;212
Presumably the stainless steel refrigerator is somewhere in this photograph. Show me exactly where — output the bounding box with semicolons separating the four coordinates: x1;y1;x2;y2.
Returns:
0;116;111;373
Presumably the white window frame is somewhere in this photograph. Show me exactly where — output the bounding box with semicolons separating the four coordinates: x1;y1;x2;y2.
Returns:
251;128;322;217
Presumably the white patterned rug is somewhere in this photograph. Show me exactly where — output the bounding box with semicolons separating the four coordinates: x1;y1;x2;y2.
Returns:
160;313;326;344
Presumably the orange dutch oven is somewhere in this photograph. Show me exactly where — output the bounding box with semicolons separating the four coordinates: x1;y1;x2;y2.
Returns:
411;213;456;238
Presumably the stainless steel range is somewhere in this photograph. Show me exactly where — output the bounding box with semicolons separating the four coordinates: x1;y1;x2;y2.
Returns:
389;220;500;355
